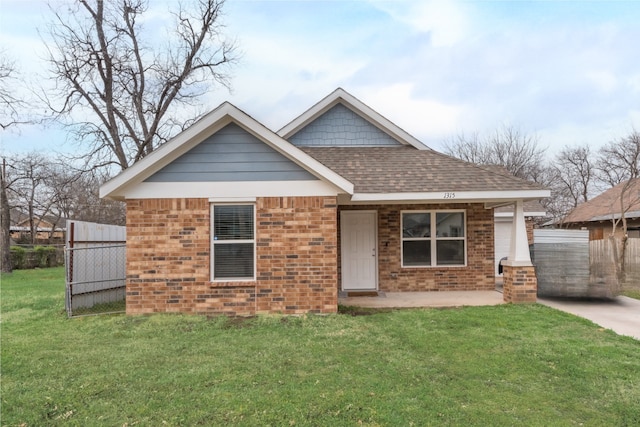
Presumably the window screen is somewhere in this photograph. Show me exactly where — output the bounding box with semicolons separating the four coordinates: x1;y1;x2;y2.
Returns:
401;211;466;267
212;205;255;280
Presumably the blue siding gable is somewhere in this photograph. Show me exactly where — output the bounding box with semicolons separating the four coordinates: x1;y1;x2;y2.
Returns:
145;123;317;182
289;104;402;147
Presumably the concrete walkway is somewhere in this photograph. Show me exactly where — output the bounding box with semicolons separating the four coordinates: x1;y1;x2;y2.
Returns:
338;291;505;309
538;296;640;341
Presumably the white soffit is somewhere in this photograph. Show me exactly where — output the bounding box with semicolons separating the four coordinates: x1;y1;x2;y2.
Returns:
344;189;551;205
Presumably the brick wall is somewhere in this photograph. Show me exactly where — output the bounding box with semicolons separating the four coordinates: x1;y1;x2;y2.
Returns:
255;197;338;314
526;218;535;244
126;197;337;316
502;265;537;303
338;204;495;292
126;199;211;315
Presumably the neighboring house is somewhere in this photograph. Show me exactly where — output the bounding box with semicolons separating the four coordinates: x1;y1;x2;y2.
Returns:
562;178;640;240
494;200;546;276
100;88;549;316
9;209;66;243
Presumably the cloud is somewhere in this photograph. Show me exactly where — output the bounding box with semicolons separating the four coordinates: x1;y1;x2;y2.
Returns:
361;83;463;145
370;0;472;47
4;0;640;160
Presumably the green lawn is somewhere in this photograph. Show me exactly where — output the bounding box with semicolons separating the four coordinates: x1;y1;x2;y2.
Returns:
623;289;640;300
2;268;639;426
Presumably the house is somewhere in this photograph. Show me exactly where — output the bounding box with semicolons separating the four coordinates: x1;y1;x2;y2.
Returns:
562;178;640;240
9;209;66;244
100;88;549;316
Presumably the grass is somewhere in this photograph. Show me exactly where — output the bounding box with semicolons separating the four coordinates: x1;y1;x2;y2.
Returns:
2;268;640;426
622;289;640;300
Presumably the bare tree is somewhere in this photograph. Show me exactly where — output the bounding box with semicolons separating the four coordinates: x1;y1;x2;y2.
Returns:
5;154;52;245
442;131;492;165
596;130;640;188
444;124;547;182
1;50;33;271
596;131;640;285
532;166;573;225
0;51;31;131
43;0;237;170
1;159;11;272
3;154;126;253
48;167;125;225
553;145;595;209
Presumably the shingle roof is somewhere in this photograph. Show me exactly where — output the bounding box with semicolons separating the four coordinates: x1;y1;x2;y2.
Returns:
563;178;640;223
300;146;545;194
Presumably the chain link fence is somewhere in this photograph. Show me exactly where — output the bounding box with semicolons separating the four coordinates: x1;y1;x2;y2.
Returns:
65;243;126;317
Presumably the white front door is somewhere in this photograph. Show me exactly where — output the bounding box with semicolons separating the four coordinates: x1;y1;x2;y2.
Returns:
341;211;377;290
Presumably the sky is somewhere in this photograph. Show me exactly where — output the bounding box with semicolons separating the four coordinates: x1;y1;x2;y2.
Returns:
1;0;640;159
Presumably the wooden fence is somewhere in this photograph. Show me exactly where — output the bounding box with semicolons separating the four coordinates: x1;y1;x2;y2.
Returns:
625;239;640;288
65;220;126;317
591;238;640;290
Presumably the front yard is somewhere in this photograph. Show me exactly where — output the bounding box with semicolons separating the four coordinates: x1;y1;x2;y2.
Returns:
2;267;639;426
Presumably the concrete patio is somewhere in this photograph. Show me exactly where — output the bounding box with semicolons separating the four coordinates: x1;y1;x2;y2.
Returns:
338;290;505;308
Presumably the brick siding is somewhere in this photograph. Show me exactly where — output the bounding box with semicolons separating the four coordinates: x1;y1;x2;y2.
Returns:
526;218;535;244
126;199;496;316
502;265;537;303
338;204;495;292
126;197;337;316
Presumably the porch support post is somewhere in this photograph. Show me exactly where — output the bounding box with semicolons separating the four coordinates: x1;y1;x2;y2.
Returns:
502;200;537;303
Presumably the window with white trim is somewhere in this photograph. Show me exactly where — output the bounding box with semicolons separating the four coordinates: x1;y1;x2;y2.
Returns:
211;204;255;280
401;210;466;267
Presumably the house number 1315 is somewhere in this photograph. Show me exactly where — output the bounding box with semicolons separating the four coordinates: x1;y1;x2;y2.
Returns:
444;192;455;199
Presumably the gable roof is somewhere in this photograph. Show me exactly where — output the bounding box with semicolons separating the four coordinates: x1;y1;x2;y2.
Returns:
100;102;354;200
563;178;640;223
9;208;67;229
277;88;429;150
100;89;550;205
301;146;548;203
9;208;27;226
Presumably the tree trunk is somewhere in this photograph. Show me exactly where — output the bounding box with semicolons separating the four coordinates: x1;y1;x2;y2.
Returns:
619;234;628;289
1;159;12;273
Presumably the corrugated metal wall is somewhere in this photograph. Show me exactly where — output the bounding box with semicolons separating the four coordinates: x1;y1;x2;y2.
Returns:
533;229;638;297
533;230;594;297
65;220;126;316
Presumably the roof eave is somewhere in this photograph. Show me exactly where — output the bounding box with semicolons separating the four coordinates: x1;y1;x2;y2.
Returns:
495;211;547;218
345;189;550;204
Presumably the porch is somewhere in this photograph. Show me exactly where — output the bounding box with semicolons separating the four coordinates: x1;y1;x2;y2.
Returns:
338;290;505;309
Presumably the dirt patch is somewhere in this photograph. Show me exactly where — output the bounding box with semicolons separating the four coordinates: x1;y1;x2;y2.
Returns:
338;305;395;316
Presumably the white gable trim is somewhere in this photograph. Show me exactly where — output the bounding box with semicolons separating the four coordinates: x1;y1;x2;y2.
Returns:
277;88;430;150
100;102;354;200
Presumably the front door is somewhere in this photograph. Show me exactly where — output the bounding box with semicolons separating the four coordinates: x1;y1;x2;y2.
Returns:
341;211;377;290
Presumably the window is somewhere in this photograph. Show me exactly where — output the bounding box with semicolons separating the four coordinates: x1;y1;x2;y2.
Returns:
211;204;255;280
401;210;466;267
